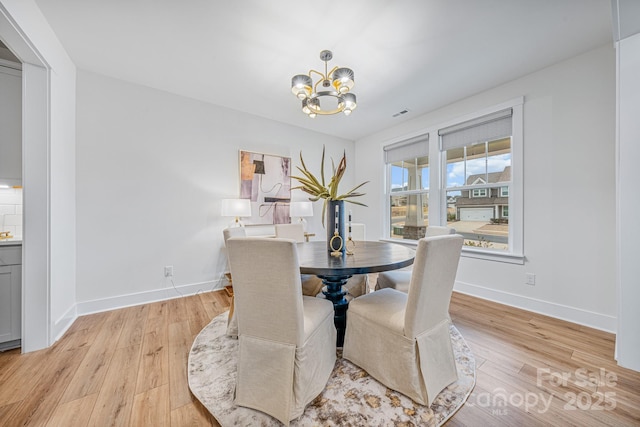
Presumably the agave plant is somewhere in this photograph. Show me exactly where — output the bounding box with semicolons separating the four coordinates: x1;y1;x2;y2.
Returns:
292;146;368;226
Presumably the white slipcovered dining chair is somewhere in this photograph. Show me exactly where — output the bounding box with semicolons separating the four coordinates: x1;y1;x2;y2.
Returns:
222;226;247;337
275;222;369;298
349;222;366;241
343;234;464;406
227;237;337;425
375;225;456;292
275;223;325;297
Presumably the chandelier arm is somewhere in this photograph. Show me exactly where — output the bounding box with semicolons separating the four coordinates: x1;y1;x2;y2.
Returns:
308;69;326;80
313;79;325;93
327;66;339;79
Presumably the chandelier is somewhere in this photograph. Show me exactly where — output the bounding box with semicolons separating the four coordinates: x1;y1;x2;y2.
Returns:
291;50;357;118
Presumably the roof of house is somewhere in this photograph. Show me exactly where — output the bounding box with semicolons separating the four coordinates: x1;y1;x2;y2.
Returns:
466;166;511;185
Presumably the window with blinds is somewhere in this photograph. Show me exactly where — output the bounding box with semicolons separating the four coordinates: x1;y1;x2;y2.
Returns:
439;109;513;251
382;98;523;261
384;134;430;240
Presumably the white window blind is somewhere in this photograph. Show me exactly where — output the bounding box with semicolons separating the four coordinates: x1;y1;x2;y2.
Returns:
439;108;512;151
384;133;429;163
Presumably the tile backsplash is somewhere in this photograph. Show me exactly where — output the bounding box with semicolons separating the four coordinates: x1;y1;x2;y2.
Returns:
0;187;23;238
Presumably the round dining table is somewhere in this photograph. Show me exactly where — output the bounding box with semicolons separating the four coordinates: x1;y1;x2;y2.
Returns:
296;240;415;347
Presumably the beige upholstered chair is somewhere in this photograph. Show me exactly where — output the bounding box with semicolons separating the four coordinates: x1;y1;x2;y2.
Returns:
375;225;456;292
275;223;324;297
227;237;337;425
222;227;247;337
275;222;305;240
349;222;366;241
343;234;464;406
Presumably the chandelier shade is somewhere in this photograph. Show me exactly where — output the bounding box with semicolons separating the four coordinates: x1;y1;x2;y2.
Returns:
291;50;357;117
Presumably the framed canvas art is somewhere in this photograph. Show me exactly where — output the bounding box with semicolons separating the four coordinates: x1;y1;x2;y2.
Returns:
239;150;291;224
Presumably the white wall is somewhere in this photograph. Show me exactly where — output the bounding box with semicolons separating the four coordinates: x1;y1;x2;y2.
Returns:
75;70;353;312
355;45;617;331
1;0;77;350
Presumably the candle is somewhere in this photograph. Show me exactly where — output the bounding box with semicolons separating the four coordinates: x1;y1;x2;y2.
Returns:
334;204;339;232
348;210;352;237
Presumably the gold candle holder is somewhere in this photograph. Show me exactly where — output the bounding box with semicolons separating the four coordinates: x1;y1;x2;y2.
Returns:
346;237;356;255
330;231;344;257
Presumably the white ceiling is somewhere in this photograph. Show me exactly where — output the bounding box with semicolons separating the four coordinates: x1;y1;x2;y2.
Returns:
32;0;613;141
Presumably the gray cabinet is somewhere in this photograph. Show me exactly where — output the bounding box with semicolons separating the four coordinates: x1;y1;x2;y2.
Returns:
0;245;21;349
0;64;22;187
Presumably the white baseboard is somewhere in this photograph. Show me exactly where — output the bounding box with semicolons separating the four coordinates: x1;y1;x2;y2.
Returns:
52;304;78;342
454;280;617;333
75;279;226;317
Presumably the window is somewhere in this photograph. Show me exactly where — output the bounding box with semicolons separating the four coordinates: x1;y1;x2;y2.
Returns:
471;188;488;198
440;108;513;252
383;98;523;262
384;134;429;240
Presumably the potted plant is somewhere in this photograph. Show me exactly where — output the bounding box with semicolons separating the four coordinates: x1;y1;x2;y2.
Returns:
292;146;368;251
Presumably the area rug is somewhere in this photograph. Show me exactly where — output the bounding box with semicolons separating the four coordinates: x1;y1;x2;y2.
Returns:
188;312;475;426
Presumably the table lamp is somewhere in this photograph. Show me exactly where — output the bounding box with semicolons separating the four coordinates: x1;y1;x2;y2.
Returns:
290;201;314;231
221;198;251;227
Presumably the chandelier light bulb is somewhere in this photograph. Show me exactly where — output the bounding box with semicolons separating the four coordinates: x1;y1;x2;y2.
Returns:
291;74;312;99
342;93;357;111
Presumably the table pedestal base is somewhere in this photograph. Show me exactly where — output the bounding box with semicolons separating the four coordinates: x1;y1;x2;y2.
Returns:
318;275;350;347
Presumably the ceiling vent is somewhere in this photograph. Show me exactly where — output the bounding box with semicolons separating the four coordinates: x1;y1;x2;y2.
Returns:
392;109;410;118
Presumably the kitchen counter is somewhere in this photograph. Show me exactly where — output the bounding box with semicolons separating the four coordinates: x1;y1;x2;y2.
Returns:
0;238;22;246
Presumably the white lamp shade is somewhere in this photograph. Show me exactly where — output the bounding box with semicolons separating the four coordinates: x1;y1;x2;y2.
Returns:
221;198;252;217
290;201;313;218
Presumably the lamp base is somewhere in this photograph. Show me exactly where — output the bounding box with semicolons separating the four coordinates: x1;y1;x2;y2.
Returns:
297;217;308;232
228;218;244;228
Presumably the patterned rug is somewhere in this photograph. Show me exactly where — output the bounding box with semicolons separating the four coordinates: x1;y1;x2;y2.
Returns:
188;312;475;426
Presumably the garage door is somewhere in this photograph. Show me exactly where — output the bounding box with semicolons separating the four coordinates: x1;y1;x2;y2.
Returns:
460;207;493;221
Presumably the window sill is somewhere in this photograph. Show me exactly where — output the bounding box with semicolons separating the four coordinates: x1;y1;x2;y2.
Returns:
380;238;525;265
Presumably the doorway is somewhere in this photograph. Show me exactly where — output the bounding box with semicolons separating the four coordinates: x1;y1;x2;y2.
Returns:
1;6;52;352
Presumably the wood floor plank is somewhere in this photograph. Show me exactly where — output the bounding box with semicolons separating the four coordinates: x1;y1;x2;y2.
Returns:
45;394;98;427
116;303;150;349
87;344;141;427
5;346;89;426
0;401;21;422
168;297;189;324
170;401;218;427
0;350;52;406
187;296;212;338
135;314;169;394
168;320;195;411
131;384;171;427
197;289;231;320
59;308;129;404
56;311;110;352
148;300;170;319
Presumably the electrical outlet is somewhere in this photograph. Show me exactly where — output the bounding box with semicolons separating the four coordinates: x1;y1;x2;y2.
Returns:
164;266;173;277
525;273;536;286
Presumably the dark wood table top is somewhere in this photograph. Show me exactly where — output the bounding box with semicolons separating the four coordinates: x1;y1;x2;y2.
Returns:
297;240;415;277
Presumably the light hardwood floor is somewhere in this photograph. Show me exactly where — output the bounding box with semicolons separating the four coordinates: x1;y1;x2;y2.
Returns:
1;289;639;426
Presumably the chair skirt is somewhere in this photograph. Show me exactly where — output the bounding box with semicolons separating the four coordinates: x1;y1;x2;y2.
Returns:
235;297;336;425
343;290;457;406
